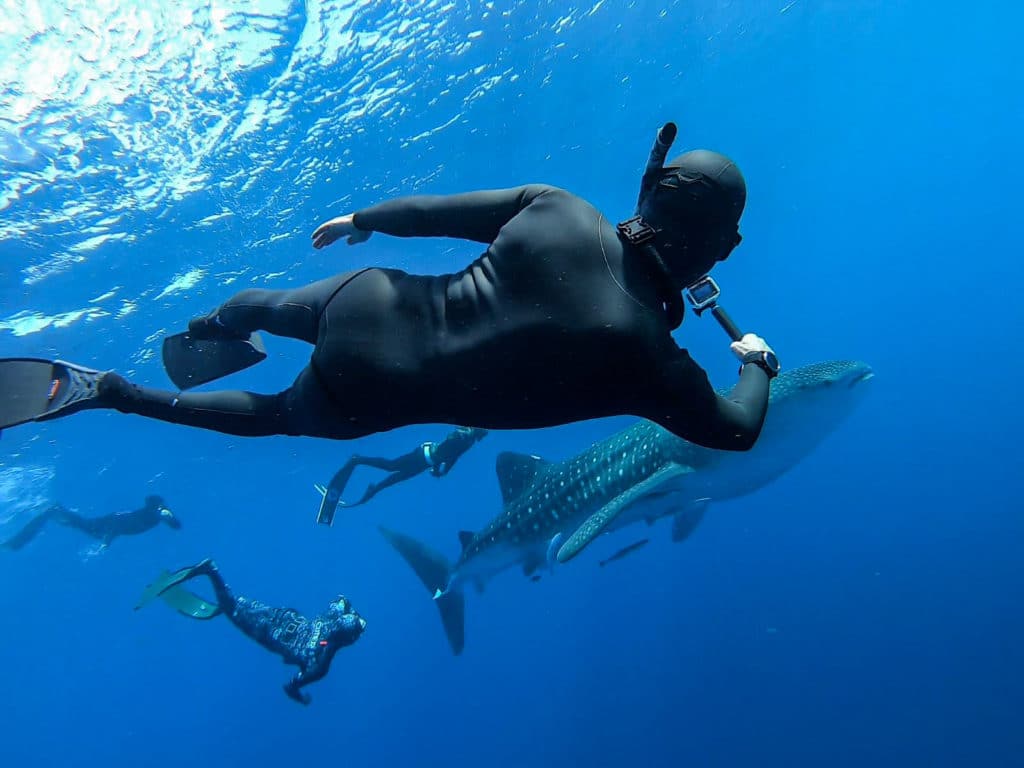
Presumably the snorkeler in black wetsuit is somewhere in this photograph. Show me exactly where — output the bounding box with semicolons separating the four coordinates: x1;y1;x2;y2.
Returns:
315;427;488;522
2;495;179;551
137;559;366;705
1;121;779;451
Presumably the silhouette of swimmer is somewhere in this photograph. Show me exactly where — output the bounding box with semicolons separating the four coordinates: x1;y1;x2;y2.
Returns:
2;495;179;551
137;558;366;705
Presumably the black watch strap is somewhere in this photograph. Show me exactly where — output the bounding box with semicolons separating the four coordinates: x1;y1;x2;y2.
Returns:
740;350;779;380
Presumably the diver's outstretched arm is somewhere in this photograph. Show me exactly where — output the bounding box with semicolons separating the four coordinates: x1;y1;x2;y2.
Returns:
313;185;558;248
283;646;335;706
656;348;769;452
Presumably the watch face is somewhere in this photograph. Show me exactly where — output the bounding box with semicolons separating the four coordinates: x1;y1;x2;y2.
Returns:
765;351;780;372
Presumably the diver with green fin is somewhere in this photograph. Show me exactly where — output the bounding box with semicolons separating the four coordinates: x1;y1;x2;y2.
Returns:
136;559;366;705
315;426;489;524
0;120;779;451
2;495;179;552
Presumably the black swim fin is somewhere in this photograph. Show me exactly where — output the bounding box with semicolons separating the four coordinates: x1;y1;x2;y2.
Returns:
0;358;107;430
161;331;267;390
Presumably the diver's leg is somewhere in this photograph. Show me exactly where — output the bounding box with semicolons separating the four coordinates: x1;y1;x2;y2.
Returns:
348;448;430;506
98;373;293;437
353;471;417;506
87;360;369;439
191;271;369;344
325;447;425;508
1;505;63;550
199;565;298;657
191;559;237;611
51;508;105;540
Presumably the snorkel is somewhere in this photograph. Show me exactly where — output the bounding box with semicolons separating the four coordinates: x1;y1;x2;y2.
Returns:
617;121;746;340
617;122;686;328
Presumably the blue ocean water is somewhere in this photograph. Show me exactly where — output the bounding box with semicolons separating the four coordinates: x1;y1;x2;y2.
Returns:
0;1;1020;765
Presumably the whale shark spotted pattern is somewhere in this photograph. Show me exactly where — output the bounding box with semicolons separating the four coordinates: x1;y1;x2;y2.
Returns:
380;359;875;654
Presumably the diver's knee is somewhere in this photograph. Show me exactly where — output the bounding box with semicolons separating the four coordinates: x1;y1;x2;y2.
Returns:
226;288;268;306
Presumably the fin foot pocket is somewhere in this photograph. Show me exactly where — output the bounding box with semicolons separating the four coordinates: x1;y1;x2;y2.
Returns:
0;358;106;429
162;331;267;390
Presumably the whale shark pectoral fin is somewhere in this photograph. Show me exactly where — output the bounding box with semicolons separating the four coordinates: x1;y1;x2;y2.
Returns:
671;498;710;543
544;533;565;572
557;464;694;564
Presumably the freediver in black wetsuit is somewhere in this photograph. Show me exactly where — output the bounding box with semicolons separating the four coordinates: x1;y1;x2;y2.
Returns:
136;559;366;705
316;426;488;522
2;495;179;551
0;121;780;450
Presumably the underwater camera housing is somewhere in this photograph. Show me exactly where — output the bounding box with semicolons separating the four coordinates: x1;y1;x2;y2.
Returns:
684;275;743;341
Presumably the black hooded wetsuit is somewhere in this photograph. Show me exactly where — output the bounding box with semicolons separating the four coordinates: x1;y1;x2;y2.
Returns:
189;562;365;704
101;185;768;449
325;425;488;508
2;495;176;550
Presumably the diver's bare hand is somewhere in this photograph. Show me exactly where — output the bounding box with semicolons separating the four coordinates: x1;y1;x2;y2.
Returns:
311;214;372;249
729;333;774;361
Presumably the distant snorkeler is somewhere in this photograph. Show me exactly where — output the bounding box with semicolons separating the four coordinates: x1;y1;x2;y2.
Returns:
136;559;366;705
1;494;179;552
315;426;489;524
0;120;779;452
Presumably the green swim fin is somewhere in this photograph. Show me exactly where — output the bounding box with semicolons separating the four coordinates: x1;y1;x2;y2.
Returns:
161;331;267;390
135;567;196;611
135;567;221;619
0;358;106;430
159;583;222;620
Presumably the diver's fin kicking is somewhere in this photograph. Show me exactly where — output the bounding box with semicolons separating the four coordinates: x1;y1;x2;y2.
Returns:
0;359;107;430
378;526;465;656
135;566;196;610
315;471;346;526
158;582;222;619
1;507;59;551
161;331;267;390
135;564;222;619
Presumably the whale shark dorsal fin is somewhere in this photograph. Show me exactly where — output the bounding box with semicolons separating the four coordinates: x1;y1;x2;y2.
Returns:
495;451;550;504
457;530;475;552
557;463;695;564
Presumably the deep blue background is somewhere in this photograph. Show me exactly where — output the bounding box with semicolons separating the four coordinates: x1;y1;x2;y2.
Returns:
1;1;1021;766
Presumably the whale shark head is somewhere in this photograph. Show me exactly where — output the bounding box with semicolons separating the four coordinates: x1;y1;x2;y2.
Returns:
718;359;874;489
762;359;874;446
614;359;876;529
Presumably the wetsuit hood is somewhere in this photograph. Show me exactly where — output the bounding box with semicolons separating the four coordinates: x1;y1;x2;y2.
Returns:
626;122;746;290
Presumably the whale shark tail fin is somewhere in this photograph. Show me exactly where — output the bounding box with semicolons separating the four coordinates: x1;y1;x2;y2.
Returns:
378;526;465;656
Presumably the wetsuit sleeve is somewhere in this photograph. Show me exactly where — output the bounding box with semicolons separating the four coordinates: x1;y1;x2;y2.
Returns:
656;349;770;451
352;185;556;244
430;428;480;476
292;655;331;690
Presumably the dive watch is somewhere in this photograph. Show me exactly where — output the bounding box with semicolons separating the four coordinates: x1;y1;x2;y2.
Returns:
740;350;780;380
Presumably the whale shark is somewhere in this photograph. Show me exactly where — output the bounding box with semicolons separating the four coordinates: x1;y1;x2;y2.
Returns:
381;359;874;654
